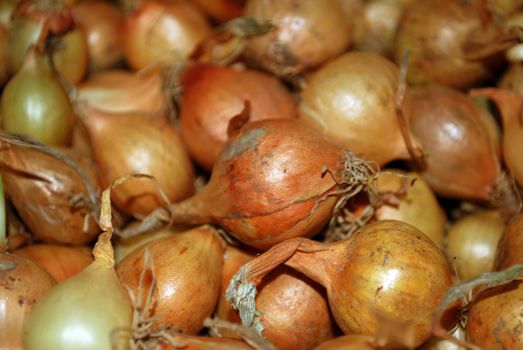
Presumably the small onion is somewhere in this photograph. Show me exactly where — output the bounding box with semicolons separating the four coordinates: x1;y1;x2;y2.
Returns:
243;0;352;77
494;212;523;270
180;64;296;170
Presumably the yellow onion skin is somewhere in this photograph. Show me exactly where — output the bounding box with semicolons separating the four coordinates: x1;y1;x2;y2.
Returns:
418;326;466;350
123;0;211;71
51;27;88;85
467;280;523;349
495;213;523;270
299;52;415;166
394;0;504;88
446;210;505;280
71;0;123;72
114;226;179;263
0;144;100;245
0;253;55;350
180;64;296;170
6;15;43;75
82;107;195;217
117;225;224;334
1;50;75;147
243;0;352;77
408;85;499;200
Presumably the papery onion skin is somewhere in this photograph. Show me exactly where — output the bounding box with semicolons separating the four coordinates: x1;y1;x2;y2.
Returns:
116;225;224;334
495;213;523;270
243;0;352;77
299;51;414;166
0;253;55;350
180;64;296;170
14;244;93;282
71;0;123;72
123;0;211;71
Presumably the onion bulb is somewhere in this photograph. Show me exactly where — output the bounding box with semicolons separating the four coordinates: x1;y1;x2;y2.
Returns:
24;188;133;350
227;220;453;348
50;27;88;85
192;0;244;22
499;63;523;94
243;0;352;77
495;212;523;270
0;25;8;86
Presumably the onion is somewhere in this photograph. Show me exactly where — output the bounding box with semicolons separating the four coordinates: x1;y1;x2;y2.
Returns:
418;326;466;350
374;170;446;247
0;25;8;86
495;212;523;270
243;0;352;77
14;244;93;282
312;335;378;350
299;51;418;166
446;210;506;280
50;26;88;85
192;0;244;22
116;225;224;334
394;0;506;88
81;106;195;217
24;188;133;350
76;70;166;114
408;84;500;200
0;139;100;245
114;226;177;263
469;88;523;188
120;118;378;250
123;0;211;71
0;0;16;28
487;0;523;17
180;64;296;170
227;220;453;348
155;335;255;349
1;47;75;146
499;63;523;94
71;0;123;72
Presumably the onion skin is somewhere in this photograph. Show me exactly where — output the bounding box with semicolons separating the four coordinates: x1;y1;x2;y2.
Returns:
51;27;88;85
394;0;504;88
312;335;377;350
114;226;179;263
408;84;499;200
0;144;100;245
0;253;55;350
299;52;415;166
0;25;8;86
495;213;523;270
117;225;224;334
499;63;523;94
71;0;123;72
0;0;16;28
7;15;43;75
77;70;165;114
467;280;523;349
155;336;254;350
123;0;211;71
14;244;93;282
192;0;244;22
243;0;352;77
82;107;195;217
446;210;505;280
180;64;296;170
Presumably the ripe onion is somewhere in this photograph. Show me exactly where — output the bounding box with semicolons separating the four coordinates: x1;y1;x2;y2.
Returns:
81;106;195;217
179;64;296;170
1;48;75;146
495;212;523;270
14;244;93;282
116;225;224;334
71;0;123;72
312;335;378;350
114;226;178;263
299;51;418;166
227;220;453;348
123;0;211;71
446;210;506;280
120;118;378;249
155;335;255;350
243;0;352;77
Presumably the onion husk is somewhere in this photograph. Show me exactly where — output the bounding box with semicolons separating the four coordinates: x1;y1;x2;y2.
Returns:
494;212;523;270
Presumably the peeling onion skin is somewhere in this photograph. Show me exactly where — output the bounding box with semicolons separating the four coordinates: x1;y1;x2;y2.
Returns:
0;253;55;350
180;64;296;171
495;213;523;270
467;280;523;349
299;51;415;167
408;85;500;200
117;225;224;334
243;0;352;77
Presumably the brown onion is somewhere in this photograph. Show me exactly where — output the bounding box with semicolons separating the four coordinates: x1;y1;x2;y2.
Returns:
180;64;296;170
495;212;523;270
14;244;93;282
76;70;166;114
123;0;211;71
0;253;56;350
394;0;506;88
192;0;244;22
120;118;378;249
312;335;378;350
117;225;224;334
81;106;195;217
243;0;352;77
155;335;254;350
299;51;418;166
418;326;466;350
446;210;506;280
227;220;452;348
408;84;500;200
114;226;179;263
71;0;123;72
499;63;523;94
0;141;100;245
